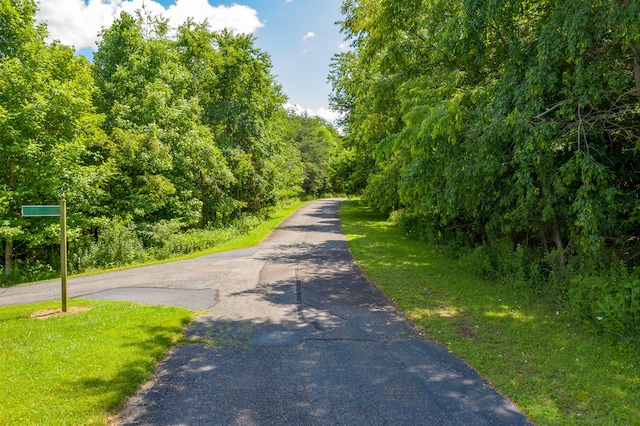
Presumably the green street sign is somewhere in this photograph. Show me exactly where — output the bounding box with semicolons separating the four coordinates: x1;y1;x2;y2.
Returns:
22;205;60;217
22;197;68;312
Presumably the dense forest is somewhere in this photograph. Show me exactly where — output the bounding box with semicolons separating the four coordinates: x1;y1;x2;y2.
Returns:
329;0;640;339
0;1;344;283
3;0;640;340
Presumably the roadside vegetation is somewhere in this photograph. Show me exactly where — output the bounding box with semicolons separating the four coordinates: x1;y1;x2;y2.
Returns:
1;1;346;286
0;299;192;425
330;0;640;343
4;0;640;422
72;199;309;275
340;199;640;425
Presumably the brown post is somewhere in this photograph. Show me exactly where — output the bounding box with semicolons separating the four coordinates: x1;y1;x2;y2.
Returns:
60;195;67;312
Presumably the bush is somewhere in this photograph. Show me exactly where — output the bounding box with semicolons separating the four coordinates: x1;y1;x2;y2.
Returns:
568;264;640;340
462;239;551;295
138;219;185;248
0;259;58;286
76;216;147;270
151;228;237;259
149;213;262;259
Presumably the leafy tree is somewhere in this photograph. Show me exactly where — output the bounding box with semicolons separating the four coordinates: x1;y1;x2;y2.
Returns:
285;112;341;196
331;0;640;336
0;0;106;279
93;12;235;227
199;30;301;212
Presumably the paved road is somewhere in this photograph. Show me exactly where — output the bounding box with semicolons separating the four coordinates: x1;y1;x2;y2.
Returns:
1;199;531;425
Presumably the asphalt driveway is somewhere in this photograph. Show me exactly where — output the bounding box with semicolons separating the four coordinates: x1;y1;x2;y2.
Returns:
1;199;531;425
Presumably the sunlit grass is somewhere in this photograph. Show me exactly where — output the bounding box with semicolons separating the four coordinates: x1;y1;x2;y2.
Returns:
72;199;309;277
0;299;192;425
0;199;311;424
340;199;640;425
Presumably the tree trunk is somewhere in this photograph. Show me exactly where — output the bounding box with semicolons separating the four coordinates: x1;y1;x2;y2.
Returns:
4;240;13;277
623;0;640;99
552;219;566;270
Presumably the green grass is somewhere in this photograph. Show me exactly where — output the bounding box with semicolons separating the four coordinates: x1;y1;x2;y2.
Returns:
72;199;310;276
0;299;192;425
0;199;309;425
340;200;640;426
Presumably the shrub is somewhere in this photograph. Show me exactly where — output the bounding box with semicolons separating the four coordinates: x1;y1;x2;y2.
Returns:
0;259;57;286
568;263;640;340
76;216;147;269
152;228;237;259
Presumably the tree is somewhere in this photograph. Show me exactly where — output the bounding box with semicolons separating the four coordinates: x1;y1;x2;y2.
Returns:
94;12;235;227
0;0;105;278
284;113;341;196
196;30;302;212
331;0;640;274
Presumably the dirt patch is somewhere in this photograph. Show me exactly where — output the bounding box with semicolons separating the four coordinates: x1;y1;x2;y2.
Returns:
454;321;477;339
30;306;92;319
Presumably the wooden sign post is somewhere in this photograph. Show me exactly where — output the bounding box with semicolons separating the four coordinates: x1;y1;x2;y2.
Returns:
22;196;68;312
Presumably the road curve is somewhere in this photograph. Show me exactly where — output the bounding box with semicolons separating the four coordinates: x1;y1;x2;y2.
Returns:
1;199;531;425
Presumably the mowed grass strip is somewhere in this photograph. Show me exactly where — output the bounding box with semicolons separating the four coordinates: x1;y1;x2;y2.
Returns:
340;200;640;426
0;299;192;425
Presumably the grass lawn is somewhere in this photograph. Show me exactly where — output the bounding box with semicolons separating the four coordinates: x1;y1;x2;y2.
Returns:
340;199;640;426
0;299;192;425
0;199;308;425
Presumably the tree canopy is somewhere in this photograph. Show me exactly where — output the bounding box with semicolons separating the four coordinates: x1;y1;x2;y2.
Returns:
331;0;640;338
0;2;341;282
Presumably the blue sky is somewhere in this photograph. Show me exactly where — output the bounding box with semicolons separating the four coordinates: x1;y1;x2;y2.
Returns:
36;0;346;121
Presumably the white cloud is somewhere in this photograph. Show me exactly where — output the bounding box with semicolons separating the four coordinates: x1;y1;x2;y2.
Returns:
339;42;349;51
303;31;315;41
164;0;262;34
285;103;342;124
37;0;263;51
314;107;342;124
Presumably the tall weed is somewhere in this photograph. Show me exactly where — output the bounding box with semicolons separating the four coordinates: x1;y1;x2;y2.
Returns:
75;216;147;269
568;263;640;340
0;259;57;286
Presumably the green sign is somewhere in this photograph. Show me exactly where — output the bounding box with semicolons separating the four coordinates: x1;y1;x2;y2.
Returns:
21;205;60;217
21;197;68;312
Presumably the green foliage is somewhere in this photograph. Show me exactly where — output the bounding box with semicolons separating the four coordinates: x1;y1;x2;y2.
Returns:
331;0;640;339
1;3;333;283
0;300;192;424
75;216;147;270
463;239;552;296
146;214;260;259
0;0;106;278
194;29;300;213
362;160;401;215
569;264;640;340
284;112;343;196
